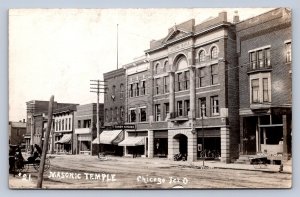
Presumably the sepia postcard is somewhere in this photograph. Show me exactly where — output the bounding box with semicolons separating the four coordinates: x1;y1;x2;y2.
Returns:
8;8;292;189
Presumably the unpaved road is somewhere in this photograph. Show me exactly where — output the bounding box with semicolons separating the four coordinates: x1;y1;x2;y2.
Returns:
9;154;292;189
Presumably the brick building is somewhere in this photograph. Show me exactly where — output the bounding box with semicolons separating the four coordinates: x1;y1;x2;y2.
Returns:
26;100;77;151
74;103;104;155
144;11;240;163
120;55;151;157
100;68;126;155
236;8;292;161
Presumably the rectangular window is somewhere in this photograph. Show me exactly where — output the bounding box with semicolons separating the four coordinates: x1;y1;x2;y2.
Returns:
211;96;219;116
111;109;113;122
155;78;160;95
129;84;133;97
120;107;124;122
211;64;219;85
130;109;136;123
286;42;292;63
177;101;183;116
263;78;269;102
198;67;205;87
251;79;259;103
164;103;169;119
184;100;190;116
77;120;81;129
184;71;190;90
140;108;147;122
136;83;139;97
163;76;169;93
258;50;264;68
69;118;71;130
62;120;64;130
176;73;183;91
155;104;161;121
141;81;146;95
199;97;206;117
250;52;257;69
115;108;118;121
265;48;271;67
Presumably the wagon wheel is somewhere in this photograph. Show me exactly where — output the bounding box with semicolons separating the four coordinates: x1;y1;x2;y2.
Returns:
33;158;51;172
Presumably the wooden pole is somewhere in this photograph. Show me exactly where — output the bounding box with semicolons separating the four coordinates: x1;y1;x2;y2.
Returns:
37;95;54;188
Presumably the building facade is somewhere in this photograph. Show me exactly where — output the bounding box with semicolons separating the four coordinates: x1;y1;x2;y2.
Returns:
74;103;104;155
9;120;26;146
53;104;78;154
144;12;240;163
236;8;292;160
121;56;151;157
100;68;126;155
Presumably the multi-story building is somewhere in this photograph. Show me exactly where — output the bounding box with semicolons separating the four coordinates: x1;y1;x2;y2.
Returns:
25;100;76;151
53;104;78;154
236;8;292;161
74;103;104;155
100;68;126;155
8;120;26;146
144;11;240;163
120;55;151;157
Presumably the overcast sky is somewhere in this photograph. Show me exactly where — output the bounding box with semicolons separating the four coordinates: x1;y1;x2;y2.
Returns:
9;8;274;121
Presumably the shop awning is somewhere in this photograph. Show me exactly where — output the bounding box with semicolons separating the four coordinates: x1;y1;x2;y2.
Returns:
118;136;145;146
92;130;123;144
55;134;72;144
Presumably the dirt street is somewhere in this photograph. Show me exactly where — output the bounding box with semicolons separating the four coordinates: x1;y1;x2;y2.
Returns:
9;154;292;189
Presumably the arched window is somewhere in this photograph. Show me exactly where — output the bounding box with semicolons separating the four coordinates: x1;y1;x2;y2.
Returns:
155;63;160;74
176;56;188;71
199;50;205;62
163;61;168;72
211;46;218;59
112;85;116;96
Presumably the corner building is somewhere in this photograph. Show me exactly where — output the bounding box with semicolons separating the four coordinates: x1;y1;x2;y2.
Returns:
145;12;240;163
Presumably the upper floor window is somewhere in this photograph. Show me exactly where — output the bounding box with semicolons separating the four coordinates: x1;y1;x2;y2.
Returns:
184;100;190;116
199;97;206;117
155;78;161;95
112;85;116;96
163;61;168;72
136;82;140;97
198;67;205;87
120;84;124;99
286;42;292;63
105;109;108;122
155;63;160;74
129;109;136;123
62;119;64;130
110;108;113;122
115;107;118;122
249;48;271;70
176;72;183;91
155;104;161;121
120;107;124;122
129;84;134;98
139;108;147;122
177;101;183;116
199;50;205;62
77;120;81;129
83;119;91;128
183;71;190;90
211;96;219;116
141;81;146;95
211;46;218;59
211;64;219;85
69;118;71;130
250;74;271;104
164;103;169;120
163;76;169;94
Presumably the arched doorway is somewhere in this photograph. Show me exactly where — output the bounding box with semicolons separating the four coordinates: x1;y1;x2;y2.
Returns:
173;134;188;156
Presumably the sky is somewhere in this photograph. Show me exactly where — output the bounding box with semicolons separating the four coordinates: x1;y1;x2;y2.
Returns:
9;8;274;121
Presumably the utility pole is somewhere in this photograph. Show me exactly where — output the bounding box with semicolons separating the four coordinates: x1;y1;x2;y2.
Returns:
37;95;54;188
90;80;106;157
201;106;205;167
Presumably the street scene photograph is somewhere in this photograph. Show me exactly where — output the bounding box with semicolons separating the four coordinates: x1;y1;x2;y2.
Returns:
8;8;292;189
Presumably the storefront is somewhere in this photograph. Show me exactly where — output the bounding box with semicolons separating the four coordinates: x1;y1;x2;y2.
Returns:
153;131;168;158
196;128;221;160
119;131;148;157
92;130;124;156
55;133;72;154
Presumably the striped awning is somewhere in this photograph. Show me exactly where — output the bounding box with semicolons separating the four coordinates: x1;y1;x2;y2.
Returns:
55;134;72;144
92;130;123;144
118;136;145;146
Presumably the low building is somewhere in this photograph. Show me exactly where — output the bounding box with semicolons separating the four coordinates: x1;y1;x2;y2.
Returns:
74;103;104;155
9;120;26;147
